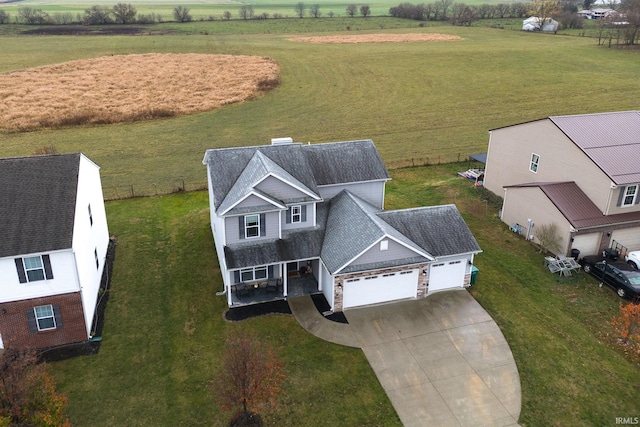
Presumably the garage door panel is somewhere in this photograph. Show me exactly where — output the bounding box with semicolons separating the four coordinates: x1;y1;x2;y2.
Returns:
611;228;640;252
571;233;601;257
429;260;466;292
343;270;417;309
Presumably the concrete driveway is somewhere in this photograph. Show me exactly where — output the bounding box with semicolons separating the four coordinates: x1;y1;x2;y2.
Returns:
343;290;521;427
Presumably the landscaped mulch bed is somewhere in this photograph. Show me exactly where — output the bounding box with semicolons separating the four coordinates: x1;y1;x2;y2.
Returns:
223;294;348;324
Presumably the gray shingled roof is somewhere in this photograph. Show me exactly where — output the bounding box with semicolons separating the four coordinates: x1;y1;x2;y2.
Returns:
321;190;432;274
202;140;390;210
377;205;482;257
0;153;81;258
550;111;640;185
507;181;640;230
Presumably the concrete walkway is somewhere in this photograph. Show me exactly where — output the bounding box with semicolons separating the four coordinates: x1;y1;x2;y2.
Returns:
289;290;521;427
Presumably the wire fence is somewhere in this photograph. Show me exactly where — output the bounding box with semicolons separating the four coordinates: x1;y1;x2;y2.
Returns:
102;153;482;201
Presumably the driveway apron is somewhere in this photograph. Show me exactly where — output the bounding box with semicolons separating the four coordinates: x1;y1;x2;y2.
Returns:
342;290;521;427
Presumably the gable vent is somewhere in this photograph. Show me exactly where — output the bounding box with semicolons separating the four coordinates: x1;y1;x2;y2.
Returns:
271;137;294;145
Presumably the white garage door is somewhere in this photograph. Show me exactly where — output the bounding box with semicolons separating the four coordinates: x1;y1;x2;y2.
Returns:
343;269;418;309
428;260;467;292
611;227;640;252
571;233;601;257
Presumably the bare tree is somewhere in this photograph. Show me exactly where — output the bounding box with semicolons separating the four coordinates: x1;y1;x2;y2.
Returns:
112;3;137;24
83;6;112;25
239;5;254;20
360;4;371;16
328;10;335;17
346;3;358;16
173;6;192;22
310;4;322;17
0;10;10;24
619;0;640;44
435;0;455;20
223;10;232;20
295;2;306;17
18;7;48;24
213;332;285;426
528;0;561;29
534;223;562;254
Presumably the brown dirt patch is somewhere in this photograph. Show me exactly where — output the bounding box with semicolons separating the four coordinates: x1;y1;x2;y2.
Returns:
289;33;462;44
0;53;280;132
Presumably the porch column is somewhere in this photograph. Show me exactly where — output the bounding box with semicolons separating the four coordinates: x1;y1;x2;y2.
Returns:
283;263;288;297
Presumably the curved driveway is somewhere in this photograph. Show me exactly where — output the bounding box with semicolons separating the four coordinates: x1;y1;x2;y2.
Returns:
289;289;521;427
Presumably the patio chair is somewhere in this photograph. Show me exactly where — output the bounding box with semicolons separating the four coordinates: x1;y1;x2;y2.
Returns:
236;283;251;298
266;278;279;293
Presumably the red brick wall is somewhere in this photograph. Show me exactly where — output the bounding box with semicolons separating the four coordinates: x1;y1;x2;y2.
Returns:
0;293;88;350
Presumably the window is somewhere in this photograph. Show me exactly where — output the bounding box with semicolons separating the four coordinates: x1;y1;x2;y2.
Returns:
24;256;45;282
240;266;268;282
530;153;540;173
34;305;56;331
623;185;638;206
245;215;260;238
380;240;389;251
291;205;301;223
88;204;93;226
15;255;53;284
94;248;99;269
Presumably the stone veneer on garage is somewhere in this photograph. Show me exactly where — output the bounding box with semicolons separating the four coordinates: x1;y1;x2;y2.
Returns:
333;263;430;312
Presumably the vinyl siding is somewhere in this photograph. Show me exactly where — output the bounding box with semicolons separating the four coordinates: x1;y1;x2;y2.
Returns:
502;186;573;255
349;238;420;266
282;203;314;230
225;211;280;245
255;175;311;201
319;181;386;208
235;194;275;209
486;120;613;212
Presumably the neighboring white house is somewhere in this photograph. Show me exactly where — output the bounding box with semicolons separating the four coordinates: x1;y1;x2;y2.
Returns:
203;139;481;312
484;111;640;258
522;16;559;32
0;153;109;350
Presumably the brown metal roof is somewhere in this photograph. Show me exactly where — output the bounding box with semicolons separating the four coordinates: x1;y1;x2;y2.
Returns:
506;181;640;229
550;111;640;185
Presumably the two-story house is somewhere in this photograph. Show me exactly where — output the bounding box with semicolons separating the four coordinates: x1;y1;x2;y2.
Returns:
484;110;640;257
203;138;481;312
0;153;110;350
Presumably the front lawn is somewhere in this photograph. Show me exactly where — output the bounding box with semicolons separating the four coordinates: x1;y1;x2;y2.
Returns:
50;165;639;426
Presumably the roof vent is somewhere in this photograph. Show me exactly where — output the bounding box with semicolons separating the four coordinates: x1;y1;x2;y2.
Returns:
271;137;294;145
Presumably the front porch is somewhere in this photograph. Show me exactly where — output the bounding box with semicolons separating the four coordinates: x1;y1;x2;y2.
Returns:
229;273;320;307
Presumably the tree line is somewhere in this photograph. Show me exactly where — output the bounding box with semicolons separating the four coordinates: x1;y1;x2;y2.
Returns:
0;3;374;25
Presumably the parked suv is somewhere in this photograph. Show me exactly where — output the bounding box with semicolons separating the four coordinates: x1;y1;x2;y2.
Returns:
624;250;640;269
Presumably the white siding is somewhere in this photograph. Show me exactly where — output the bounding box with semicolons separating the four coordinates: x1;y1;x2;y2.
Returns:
320;262;334;310
318;181;386;208
72;155;110;337
0;251;79;302
282;203;315;231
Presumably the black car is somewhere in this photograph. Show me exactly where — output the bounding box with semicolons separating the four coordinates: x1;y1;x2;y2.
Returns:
580;255;640;300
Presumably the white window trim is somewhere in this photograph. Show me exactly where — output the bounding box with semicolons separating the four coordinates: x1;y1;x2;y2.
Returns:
530;153;540;173
245;215;260;239
24;255;45;282
291;205;302;223
240;266;268;282
34;305;56;331
622;185;638;207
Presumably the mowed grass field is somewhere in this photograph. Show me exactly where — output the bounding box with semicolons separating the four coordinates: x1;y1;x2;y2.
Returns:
49;165;640;426
1;22;639;196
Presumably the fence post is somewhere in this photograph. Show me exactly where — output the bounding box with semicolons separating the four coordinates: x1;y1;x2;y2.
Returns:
130;185;134;198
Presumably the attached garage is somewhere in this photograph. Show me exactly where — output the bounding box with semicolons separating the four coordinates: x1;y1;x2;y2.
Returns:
342;269;418;309
611;227;640;252
571;233;601;257
428;259;467;292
